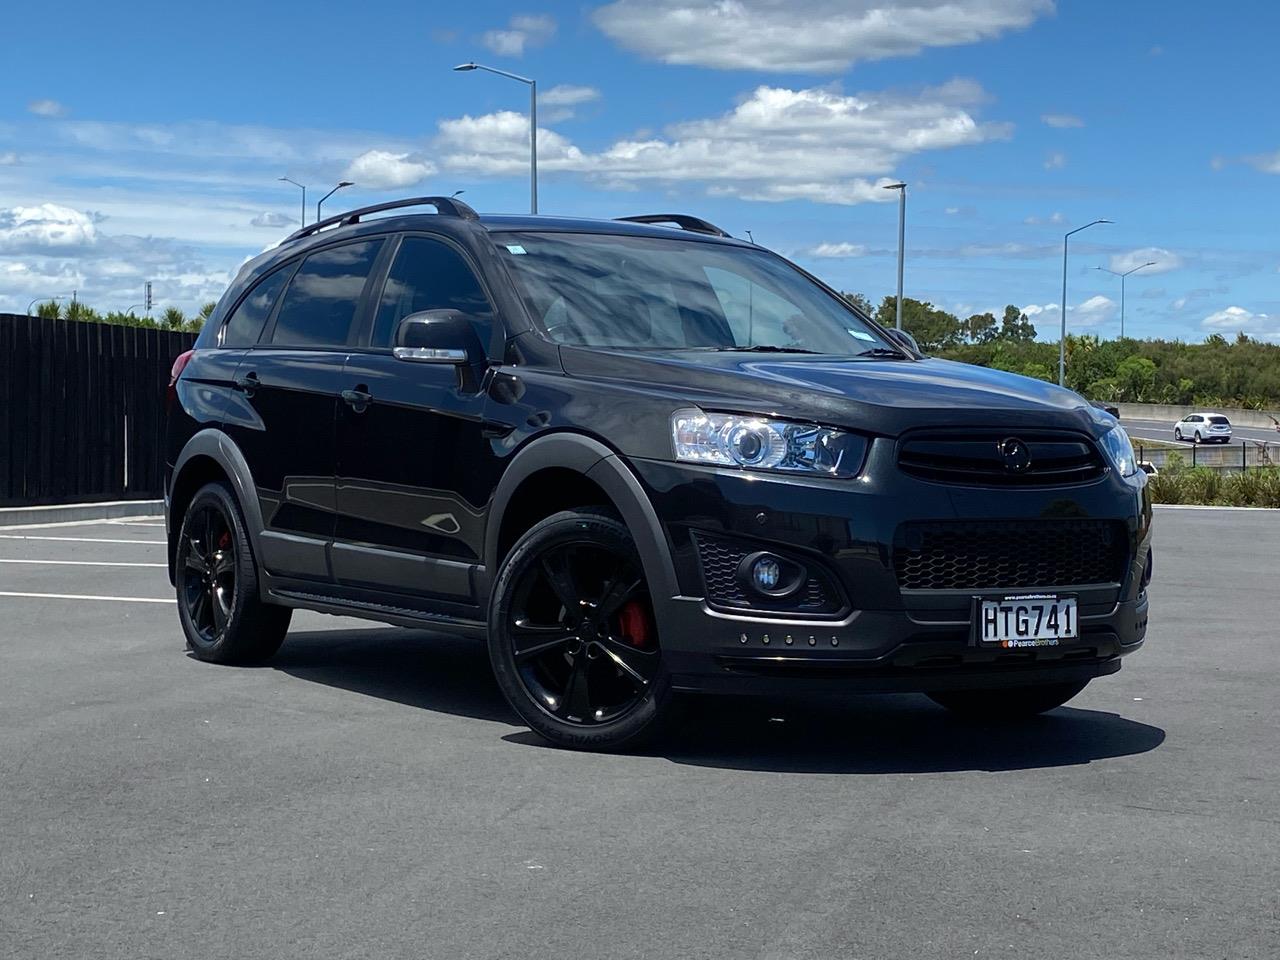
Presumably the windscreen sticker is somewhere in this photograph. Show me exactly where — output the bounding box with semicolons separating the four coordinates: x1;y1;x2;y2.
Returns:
505;244;527;255
847;329;875;340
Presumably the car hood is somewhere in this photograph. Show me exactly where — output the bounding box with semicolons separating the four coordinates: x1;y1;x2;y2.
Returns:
558;347;1108;438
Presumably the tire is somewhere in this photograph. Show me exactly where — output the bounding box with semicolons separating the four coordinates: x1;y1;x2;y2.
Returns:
1194;432;1202;443
175;481;291;664
1174;428;1182;441
487;507;676;751
926;680;1089;719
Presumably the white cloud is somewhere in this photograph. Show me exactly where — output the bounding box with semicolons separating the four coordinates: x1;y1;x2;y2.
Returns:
540;84;601;107
1202;306;1278;340
343;149;436;189
0;151;19;165
250;211;295;228
482;14;555;57
1244;150;1280;174
593;0;1054;73
808;242;867;258
0;203;97;253
1024;211;1064;224
1023;295;1115;328
437;80;1010;205
1041;113;1083;128
1043;150;1066;169
28;99;67;118
1108;247;1182;274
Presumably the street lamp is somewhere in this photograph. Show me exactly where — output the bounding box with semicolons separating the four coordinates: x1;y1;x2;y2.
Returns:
454;62;537;214
1095;261;1156;339
26;295;63;316
883;182;907;329
1059;219;1112;386
316;180;354;223
278;177;307;226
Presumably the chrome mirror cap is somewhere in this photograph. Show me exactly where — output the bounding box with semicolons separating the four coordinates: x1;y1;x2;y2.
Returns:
393;346;469;363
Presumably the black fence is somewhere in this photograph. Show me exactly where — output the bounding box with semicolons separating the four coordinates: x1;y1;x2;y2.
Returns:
0;313;196;506
1136;440;1280;474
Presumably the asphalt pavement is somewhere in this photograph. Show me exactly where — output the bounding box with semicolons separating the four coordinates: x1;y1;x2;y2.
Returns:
1;510;1277;959
1121;416;1280;446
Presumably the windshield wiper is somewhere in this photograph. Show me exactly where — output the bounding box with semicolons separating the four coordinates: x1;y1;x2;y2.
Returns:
854;347;910;359
700;345;821;354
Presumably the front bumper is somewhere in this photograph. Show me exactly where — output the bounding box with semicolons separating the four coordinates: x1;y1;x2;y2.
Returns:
629;442;1152;696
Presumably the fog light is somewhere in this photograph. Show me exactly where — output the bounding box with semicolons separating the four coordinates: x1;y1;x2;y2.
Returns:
752;556;781;591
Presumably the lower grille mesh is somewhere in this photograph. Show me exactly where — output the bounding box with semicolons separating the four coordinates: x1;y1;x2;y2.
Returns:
894;519;1129;590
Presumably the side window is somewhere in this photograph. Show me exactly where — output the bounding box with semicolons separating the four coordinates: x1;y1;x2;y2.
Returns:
371;236;494;349
221;267;290;347
270;240;383;347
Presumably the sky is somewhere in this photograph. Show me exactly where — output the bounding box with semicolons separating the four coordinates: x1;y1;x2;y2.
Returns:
1;0;1277;341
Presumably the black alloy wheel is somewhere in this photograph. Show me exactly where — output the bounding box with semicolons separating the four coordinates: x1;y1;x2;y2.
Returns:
179;502;237;643
488;508;674;750
175;481;291;664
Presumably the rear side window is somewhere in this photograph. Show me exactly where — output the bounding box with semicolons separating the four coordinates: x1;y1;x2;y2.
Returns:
270;240;383;347
222;268;290;347
371;236;494;349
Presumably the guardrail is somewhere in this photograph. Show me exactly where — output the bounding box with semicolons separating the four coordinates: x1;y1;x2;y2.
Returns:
0;313;196;506
1136;440;1279;473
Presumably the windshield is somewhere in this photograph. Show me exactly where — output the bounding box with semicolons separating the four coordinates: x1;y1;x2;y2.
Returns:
494;232;899;356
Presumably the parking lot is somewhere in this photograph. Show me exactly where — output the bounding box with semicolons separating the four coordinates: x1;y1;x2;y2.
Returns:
1;507;1277;959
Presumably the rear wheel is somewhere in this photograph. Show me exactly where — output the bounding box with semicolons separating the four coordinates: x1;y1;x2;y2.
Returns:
487;508;674;750
926;680;1089;719
1174;427;1182;441
175;481;291;664
1194;431;1202;443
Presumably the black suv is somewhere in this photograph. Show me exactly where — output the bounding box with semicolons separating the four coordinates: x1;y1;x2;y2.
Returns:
165;196;1152;750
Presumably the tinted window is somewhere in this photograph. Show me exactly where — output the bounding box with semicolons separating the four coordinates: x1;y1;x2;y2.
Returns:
372;236;494;349
496;232;895;355
1209;416;1230;425
270;240;383;347
222;268;290;347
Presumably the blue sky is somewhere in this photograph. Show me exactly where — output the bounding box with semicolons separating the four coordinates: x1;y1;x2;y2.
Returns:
2;0;1277;341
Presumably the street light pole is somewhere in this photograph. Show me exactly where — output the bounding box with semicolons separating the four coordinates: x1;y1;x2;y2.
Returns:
1096;261;1156;339
278;177;307;226
883;182;907;329
1059;219;1112;386
454;62;538;214
316;181;354;223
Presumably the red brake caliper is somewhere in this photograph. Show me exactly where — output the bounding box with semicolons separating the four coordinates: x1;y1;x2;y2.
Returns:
617;600;653;649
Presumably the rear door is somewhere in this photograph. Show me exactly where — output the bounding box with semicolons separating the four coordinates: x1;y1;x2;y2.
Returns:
331;233;499;607
221;237;386;582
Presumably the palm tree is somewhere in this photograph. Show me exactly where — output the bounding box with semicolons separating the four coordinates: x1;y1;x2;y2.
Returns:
161;306;186;329
36;300;63;319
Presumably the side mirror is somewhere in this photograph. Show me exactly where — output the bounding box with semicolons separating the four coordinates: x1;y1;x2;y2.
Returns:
884;327;921;354
393;310;486;365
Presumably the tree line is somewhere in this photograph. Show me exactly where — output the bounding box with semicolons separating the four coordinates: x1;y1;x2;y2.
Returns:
847;294;1280;410
29;298;212;333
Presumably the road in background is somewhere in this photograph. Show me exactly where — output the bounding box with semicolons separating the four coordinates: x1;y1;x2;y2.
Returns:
2;512;1278;959
1122;416;1279;445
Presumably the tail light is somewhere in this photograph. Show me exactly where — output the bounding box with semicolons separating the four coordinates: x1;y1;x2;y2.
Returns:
169;349;196;387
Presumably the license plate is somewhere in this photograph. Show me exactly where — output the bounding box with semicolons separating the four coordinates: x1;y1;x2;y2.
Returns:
976;594;1077;648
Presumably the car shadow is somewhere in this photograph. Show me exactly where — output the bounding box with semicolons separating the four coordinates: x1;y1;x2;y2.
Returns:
270;628;1165;774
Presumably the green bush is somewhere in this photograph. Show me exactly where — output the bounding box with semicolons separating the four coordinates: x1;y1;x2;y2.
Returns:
1147;467;1280;507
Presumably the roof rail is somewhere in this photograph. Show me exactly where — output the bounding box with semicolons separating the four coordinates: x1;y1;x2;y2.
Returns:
615;214;731;238
281;196;480;245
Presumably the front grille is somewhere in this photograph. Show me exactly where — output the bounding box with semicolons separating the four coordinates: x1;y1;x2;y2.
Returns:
893;519;1129;590
693;534;844;616
898;431;1106;486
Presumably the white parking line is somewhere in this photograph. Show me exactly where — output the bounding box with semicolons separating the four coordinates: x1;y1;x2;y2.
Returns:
0;535;164;545
0;558;167;568
0;591;174;604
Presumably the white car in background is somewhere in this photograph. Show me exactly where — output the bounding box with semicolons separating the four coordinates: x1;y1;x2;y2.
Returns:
1173;412;1232;443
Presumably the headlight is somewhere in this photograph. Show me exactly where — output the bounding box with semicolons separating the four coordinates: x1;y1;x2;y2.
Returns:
1100;424;1137;478
671;409;865;477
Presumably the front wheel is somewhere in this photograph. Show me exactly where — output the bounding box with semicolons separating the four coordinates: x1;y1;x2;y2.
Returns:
1194;432;1202;443
487;508;675;751
926;680;1089;719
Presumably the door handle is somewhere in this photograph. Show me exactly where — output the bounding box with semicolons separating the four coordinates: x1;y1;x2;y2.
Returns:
341;388;373;412
233;372;259;395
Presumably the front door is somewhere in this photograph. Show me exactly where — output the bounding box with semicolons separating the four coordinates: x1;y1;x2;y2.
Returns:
222;237;385;581
332;234;499;608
